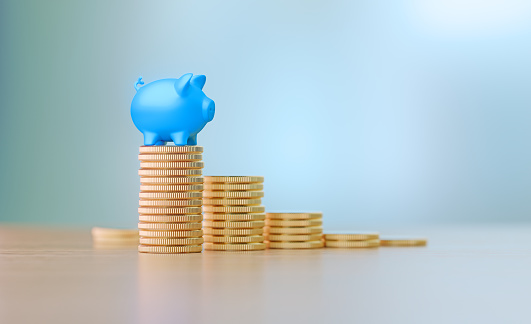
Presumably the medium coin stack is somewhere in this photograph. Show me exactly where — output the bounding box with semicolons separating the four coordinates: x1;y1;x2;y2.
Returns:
324;232;380;248
137;145;204;253
202;176;266;251
265;212;324;249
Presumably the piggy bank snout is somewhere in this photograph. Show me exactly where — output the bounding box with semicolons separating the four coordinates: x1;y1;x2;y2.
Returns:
202;98;215;122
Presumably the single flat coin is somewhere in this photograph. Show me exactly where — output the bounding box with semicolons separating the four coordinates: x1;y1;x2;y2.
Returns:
138;169;202;177
204;176;264;183
265;226;323;235
203;235;264;243
138;244;202;253
140;177;203;185
325;239;380;248
203;242;266;251
203;220;265;229
203;183;263;191
92;236;139;244
202;190;264;199
267;240;324;249
140;161;204;169
324;232;380;241
139;146;203;154
138;207;202;215
138;215;203;223
203;213;266;221
140;184;203;192
380;237;427;247
203;205;265;213
139;192;203;200
138;154;202;161
139;237;204;246
91;227;138;238
203;198;262;206
139;199;202;207
265;233;323;242
266;212;322;220
138;222;202;231
139;230;203;238
203;227;263;236
266;219;323;227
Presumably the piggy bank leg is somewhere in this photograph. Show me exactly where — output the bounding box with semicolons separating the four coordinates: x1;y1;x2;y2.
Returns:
143;132;162;146
187;134;197;146
170;131;190;146
155;140;166;145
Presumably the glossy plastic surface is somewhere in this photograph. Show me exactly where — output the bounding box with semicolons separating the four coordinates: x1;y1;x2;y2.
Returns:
131;73;215;146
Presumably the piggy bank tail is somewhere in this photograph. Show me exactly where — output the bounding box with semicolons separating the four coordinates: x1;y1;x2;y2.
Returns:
134;77;145;91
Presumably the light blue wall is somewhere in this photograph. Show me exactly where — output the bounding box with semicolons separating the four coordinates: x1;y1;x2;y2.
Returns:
1;0;531;227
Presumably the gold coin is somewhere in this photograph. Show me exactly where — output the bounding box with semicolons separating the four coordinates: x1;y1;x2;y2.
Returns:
203;227;263;236
140;184;203;192
324;232;380;241
138;215;203;223
138;222;202;230
203;205;265;213
138;244;202;253
203;242;266;251
265;233;323;242
380;237;427;247
139;146;203;154
140;177;203;185
267;240;324;249
265;226;323;235
266;212;323;220
138;199;202;207
202;190;264;199
138;154;202;161
203;220;265;229
140;161;204;169
325;239;380;248
139;237;204;246
203;213;266;221
203;235;264;243
203;183;263;191
91;227;138;238
265;219;323;227
92;236;139;244
204;176;264;183
139;192;203;200
138;169;202;177
138;207;202;215
202;198;262;206
139;230;203;238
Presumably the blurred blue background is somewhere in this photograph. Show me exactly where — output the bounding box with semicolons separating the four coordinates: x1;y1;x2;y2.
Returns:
1;0;530;228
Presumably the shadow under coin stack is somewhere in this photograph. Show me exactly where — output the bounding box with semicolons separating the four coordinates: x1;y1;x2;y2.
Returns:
137;145;205;253
203;176;266;251
324;232;380;248
265;212;324;249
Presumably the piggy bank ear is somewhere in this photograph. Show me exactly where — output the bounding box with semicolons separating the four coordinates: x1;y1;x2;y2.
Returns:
191;75;206;89
174;73;193;96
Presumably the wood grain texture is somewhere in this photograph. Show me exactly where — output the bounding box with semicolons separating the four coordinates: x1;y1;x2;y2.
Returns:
1;224;530;324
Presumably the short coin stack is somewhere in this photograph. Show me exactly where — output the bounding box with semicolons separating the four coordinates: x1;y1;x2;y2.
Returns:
137;145;204;253
203;176;266;251
324;232;380;248
265;212;324;249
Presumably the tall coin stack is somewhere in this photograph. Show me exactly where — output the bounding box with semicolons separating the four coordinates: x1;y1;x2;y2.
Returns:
137;145;205;253
203;176;266;251
265;212;324;249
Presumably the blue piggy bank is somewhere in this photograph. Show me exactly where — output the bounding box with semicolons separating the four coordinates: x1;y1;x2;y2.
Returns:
131;73;215;146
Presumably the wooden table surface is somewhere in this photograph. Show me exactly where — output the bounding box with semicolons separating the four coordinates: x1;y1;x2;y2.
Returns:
1;224;530;324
